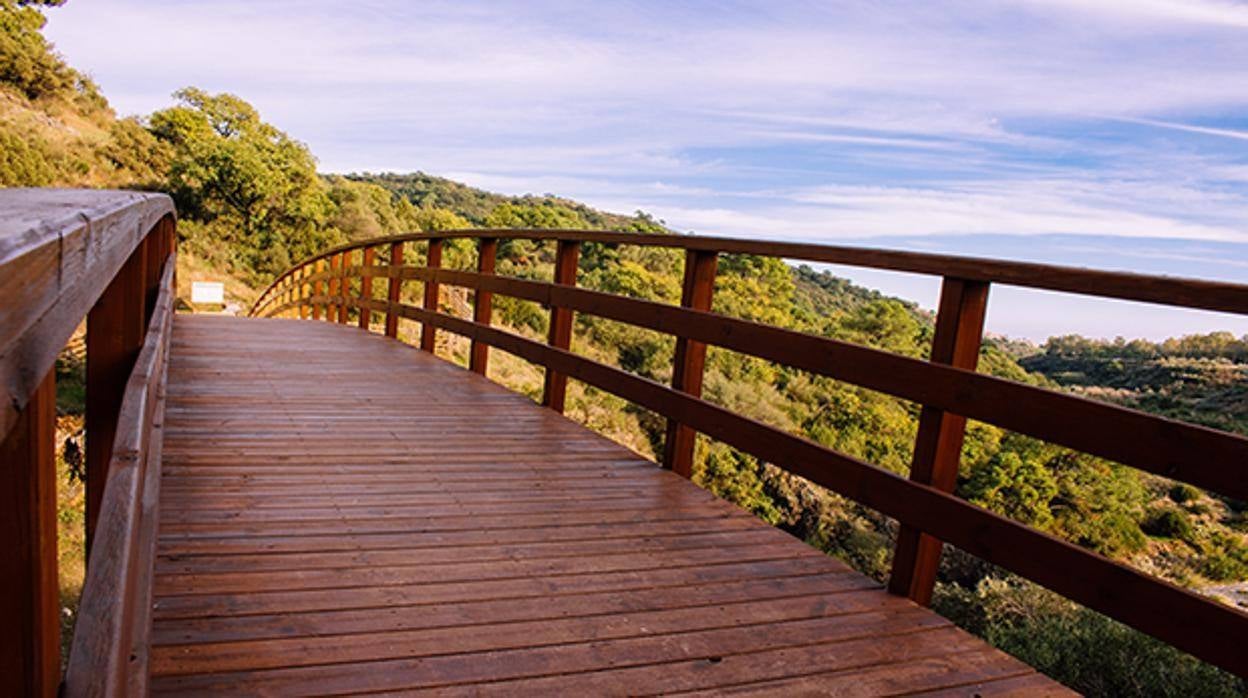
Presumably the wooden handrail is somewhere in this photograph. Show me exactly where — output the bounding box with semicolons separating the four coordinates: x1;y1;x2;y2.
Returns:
251;231;1248;678
251;228;1248;316
0;190;175;698
65;257;175;697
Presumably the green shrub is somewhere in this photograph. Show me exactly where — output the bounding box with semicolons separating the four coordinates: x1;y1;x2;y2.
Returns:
934;579;1245;697
1169;483;1202;504
1142;506;1195;541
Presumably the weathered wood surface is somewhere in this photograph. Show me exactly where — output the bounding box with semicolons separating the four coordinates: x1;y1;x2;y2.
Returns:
148;316;1065;695
66;258;176;697
0;188;174;438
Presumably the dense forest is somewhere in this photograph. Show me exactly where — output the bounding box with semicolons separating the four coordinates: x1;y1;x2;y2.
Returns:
5;2;1246;694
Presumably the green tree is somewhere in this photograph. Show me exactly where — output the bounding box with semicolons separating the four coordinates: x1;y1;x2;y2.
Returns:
964;449;1059;527
0;0;69;100
149;88;340;279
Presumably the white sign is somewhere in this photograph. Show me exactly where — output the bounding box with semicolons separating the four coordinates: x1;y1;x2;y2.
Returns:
191;282;225;305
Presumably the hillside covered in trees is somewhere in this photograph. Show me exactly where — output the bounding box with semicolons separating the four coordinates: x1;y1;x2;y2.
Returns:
5;2;1246;694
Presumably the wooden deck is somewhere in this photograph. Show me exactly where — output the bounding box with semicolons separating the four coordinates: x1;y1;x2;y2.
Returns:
148;315;1066;696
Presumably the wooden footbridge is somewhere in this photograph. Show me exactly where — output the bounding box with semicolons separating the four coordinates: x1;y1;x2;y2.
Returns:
3;190;1247;695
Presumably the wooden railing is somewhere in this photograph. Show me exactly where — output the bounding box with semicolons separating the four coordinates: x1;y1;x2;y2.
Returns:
251;229;1248;678
0;190;175;697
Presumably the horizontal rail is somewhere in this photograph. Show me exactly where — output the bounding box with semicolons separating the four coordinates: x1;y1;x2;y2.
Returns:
252;229;1248;317
65;255;174;696
255;231;1248;679
360;266;1248;502
0;190;174;439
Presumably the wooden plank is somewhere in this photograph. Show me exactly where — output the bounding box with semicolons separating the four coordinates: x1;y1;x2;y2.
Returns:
542;239;579;412
890;277;990;604
385;242;403;337
663;249;717;477
420;238;442;352
0;371;58;698
149;572;866;645
150;624;977;694
358;247;376;329
85;237;149;553
469;238;496;374
151;596;937;676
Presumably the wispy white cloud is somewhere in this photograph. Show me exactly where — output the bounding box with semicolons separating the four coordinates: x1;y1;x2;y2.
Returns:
1103;115;1248;142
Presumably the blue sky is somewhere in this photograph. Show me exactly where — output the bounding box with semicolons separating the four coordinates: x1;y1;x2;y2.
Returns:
43;0;1248;340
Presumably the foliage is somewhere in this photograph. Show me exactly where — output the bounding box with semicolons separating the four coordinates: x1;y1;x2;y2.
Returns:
148;89;341;278
1142;506;1195;542
934;578;1245;697
0;0;75;100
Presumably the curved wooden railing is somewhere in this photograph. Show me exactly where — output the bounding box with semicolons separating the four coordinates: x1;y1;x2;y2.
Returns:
0;189;175;697
251;229;1248;678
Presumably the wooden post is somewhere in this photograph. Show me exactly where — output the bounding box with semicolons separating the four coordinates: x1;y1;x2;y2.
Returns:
385;242;404;338
661;249;718;477
888;277;990;605
85;238;148;551
298;266;310;320
542;240;580;412
311;259;325;320
420;238;443;353
469;238;497;374
330;253;342;322
337;251;351;324
142;233;160;321
359;247;376;330
0;372;59;698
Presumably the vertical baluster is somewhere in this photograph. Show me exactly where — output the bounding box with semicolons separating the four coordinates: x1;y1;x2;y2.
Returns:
661;249;718;478
85;237;148;552
888;277;990;605
0;372;58;698
420;238;443;353
359;247;376;330
337;251;351;324
385;242;404;338
298;266;310;320
311;259;325;320
469;238;497;374
542;240;580;412
326;255;340;322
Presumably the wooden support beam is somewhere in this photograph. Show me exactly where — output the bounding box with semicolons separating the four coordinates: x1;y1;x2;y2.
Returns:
542;240;580;412
420;238;443;353
85;239;147;552
359;247;376;330
337;252;351;324
888;277;990;605
661;249;718;477
0;371;59;698
385;242;404;338
311;259;325;320
298;266;309;320
469;238;497;374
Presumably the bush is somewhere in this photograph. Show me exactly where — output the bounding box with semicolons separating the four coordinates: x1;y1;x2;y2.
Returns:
933;578;1245;697
1142;506;1195;541
1169;483;1202;504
